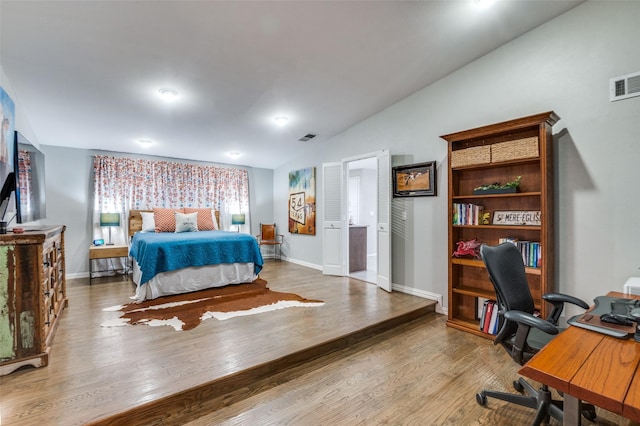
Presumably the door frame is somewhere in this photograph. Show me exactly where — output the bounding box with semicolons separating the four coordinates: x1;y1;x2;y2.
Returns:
323;149;391;291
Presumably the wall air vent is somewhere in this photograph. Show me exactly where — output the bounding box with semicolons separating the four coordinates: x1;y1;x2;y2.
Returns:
299;133;317;142
610;71;640;102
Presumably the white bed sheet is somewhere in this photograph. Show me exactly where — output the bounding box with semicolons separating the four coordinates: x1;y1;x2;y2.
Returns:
131;260;258;302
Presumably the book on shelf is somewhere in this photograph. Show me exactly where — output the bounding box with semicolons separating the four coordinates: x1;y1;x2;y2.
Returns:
477;297;489;320
498;238;542;268
488;304;499;334
478;299;500;335
482;301;493;333
452;203;484;226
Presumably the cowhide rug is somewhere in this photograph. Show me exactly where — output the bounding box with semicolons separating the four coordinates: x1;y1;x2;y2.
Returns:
101;278;324;331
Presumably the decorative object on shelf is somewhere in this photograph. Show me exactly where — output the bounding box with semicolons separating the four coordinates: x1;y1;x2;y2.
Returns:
472;176;521;195
481;211;491;225
392;161;436;197
231;213;245;232
491;137;539;162
452;238;481;259
450;145;490;168
100;212;120;245
492;210;541;226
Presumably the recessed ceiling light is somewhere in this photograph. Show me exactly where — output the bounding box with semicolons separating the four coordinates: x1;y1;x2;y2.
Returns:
158;88;178;101
138;139;153;147
274;116;289;127
227;151;242;159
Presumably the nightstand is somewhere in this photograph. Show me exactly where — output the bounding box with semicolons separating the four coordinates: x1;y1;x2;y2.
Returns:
89;244;129;284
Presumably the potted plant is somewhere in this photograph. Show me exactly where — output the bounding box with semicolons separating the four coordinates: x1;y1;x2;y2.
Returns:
473;176;521;195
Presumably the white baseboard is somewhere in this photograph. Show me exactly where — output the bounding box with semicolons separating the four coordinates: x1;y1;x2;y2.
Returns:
279;260;446;314
67;272;89;279
283;257;323;271
392;283;446;315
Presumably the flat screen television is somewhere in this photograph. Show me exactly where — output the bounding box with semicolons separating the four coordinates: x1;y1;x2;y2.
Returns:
14;131;46;223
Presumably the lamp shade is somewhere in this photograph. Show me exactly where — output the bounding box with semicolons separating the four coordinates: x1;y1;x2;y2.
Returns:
231;214;246;225
100;212;120;227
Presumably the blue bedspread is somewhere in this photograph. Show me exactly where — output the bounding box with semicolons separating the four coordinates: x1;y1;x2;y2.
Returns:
129;231;263;285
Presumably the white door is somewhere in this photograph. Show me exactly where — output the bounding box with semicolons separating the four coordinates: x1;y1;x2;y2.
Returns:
322;162;344;275
376;150;392;291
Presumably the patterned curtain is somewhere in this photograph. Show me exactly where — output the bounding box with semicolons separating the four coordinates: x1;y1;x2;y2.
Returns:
92;155;250;245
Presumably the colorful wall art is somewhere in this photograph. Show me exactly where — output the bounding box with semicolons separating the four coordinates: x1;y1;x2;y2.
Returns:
288;167;316;235
0;86;16;187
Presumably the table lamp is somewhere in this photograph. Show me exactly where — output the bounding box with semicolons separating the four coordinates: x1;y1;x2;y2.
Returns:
100;212;120;245
231;213;245;232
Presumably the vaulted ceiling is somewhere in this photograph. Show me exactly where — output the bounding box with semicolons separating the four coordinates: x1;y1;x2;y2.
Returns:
0;0;582;169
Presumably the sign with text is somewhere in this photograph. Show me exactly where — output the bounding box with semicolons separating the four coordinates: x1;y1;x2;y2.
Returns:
492;210;541;226
289;192;306;225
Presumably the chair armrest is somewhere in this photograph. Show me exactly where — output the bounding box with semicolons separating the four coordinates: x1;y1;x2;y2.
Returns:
504;310;559;336
501;310;559;364
543;293;589;325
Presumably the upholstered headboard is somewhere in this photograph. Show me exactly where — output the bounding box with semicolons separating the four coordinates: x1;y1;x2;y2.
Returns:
128;209;221;239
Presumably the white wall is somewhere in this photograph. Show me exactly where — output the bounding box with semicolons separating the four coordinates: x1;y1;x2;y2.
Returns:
275;1;640;316
0;65;40;149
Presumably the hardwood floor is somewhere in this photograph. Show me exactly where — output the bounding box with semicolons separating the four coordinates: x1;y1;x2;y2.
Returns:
0;260;433;425
184;316;638;426
1;260;637;425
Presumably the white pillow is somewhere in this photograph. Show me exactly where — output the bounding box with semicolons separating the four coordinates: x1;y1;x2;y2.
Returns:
175;212;198;233
211;209;219;230
140;212;155;232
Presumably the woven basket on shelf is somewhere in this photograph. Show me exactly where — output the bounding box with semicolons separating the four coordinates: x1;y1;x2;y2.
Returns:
491;137;539;163
450;145;490;168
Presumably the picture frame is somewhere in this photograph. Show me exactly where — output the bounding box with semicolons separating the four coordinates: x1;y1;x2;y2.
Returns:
392;161;436;197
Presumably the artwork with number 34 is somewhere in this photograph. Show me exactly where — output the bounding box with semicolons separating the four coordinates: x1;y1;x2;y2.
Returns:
288;167;316;235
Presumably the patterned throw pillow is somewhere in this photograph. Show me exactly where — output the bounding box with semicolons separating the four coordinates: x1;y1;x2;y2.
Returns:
183;208;219;230
154;207;184;232
175;212;199;233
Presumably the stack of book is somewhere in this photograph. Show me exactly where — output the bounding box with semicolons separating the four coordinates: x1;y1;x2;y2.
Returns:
498;238;542;268
452;203;484;225
478;298;500;335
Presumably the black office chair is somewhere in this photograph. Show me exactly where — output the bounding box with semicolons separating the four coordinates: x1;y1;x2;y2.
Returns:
476;243;596;425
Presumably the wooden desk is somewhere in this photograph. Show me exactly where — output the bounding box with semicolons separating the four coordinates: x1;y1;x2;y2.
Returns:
519;292;640;425
89;244;129;284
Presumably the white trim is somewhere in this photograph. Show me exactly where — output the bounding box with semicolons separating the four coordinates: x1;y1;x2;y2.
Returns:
341;149;387;163
284;257;323;271
67;272;88;279
392;283;446;315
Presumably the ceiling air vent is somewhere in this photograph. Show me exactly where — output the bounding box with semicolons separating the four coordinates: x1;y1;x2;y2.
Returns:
610;71;640;102
299;133;317;142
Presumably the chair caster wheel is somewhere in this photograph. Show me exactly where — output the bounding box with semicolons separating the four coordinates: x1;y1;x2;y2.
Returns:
513;380;524;393
476;392;487;406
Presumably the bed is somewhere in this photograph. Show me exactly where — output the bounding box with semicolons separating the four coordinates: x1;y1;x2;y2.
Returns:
128;209;263;301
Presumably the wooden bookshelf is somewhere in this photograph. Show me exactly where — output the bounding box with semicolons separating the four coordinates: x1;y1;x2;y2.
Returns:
441;112;558;338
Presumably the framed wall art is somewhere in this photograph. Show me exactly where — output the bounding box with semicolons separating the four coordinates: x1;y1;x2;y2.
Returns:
392;161;436;197
288;167;316;235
